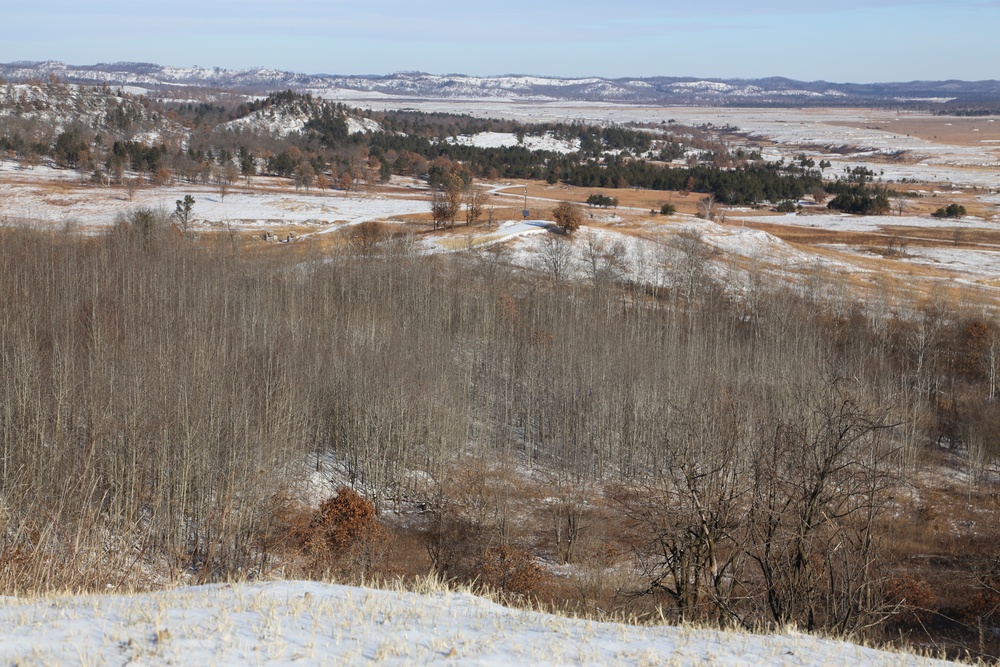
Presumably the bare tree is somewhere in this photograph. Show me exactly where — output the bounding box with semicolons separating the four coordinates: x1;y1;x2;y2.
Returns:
672;228;712;304
697;195;718;221
623;405;751;624
537;232;575;284
294;162;315;192
220;162;239;199
124;177;137;201
430;191;451;230
581;229;623;290
464;186;486;226
745;378;899;633
442;173;464;228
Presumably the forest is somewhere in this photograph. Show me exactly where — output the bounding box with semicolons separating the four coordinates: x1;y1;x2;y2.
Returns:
0;211;997;660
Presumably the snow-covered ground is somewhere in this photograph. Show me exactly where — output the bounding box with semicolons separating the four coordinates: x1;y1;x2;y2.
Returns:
900;247;1000;280
0;580;960;666
222;109;382;138
1;101;998;296
737;212;1000;233
0;165;430;234
447;131;580;154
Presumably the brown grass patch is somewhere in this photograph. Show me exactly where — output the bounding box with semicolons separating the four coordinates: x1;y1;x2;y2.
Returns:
829;116;1000;148
490;180;708;216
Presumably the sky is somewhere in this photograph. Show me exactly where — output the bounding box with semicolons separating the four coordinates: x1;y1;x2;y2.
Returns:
3;1;999;83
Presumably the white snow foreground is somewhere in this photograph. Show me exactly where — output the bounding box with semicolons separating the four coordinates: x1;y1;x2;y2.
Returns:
0;581;958;666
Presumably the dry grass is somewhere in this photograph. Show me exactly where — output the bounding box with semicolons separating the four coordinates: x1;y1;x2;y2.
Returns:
490;180;708;216
829;117;1000;147
736;219;1000;252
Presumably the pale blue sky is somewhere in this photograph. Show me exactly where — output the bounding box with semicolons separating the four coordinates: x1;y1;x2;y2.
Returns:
4;1;998;82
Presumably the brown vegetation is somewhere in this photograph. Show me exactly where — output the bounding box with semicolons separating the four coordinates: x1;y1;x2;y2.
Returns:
0;207;998;659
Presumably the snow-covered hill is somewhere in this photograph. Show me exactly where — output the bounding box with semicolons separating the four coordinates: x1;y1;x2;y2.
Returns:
0;80;382;149
0;81;184;143
4;61;1000;106
0;580;960;666
222;104;382;138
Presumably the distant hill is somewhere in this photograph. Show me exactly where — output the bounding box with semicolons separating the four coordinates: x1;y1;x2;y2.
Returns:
3;60;1000;108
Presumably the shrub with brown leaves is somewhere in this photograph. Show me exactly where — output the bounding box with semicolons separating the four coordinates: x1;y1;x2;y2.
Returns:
479;545;548;600
884;574;937;630
307;487;392;579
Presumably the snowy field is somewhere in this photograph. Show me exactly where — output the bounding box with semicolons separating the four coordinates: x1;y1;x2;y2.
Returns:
0;580;960;666
0;164;430;234
900;247;1000;280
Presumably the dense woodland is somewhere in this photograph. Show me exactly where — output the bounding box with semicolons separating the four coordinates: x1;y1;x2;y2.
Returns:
0;213;997;659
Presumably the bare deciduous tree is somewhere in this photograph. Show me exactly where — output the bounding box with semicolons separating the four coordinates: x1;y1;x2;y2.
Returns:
537;232;575;284
697;195;718;221
672;228;713;304
464;186;486;226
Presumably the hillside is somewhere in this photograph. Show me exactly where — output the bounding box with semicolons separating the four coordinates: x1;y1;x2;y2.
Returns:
0;581;962;666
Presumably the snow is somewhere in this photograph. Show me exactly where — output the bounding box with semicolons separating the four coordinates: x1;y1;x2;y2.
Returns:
0;82;188;149
346;116;382;134
0;168;430;234
447;131;580;154
420;219;550;253
222;109;380;139
900;247;1000;280
0;580;959;666
223;107;310;137
696;220;838;267
738;212;1000;233
311;87;406;101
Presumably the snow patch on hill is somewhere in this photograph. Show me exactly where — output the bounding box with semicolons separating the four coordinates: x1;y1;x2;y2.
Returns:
447;131;580;153
346;116;382;134
0;581;960;666
223;106;311;137
222;107;382;138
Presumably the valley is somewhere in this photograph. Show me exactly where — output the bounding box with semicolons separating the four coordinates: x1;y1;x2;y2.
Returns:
1;72;999;664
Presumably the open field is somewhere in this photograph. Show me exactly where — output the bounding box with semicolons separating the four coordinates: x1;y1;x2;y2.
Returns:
830;116;1000;147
